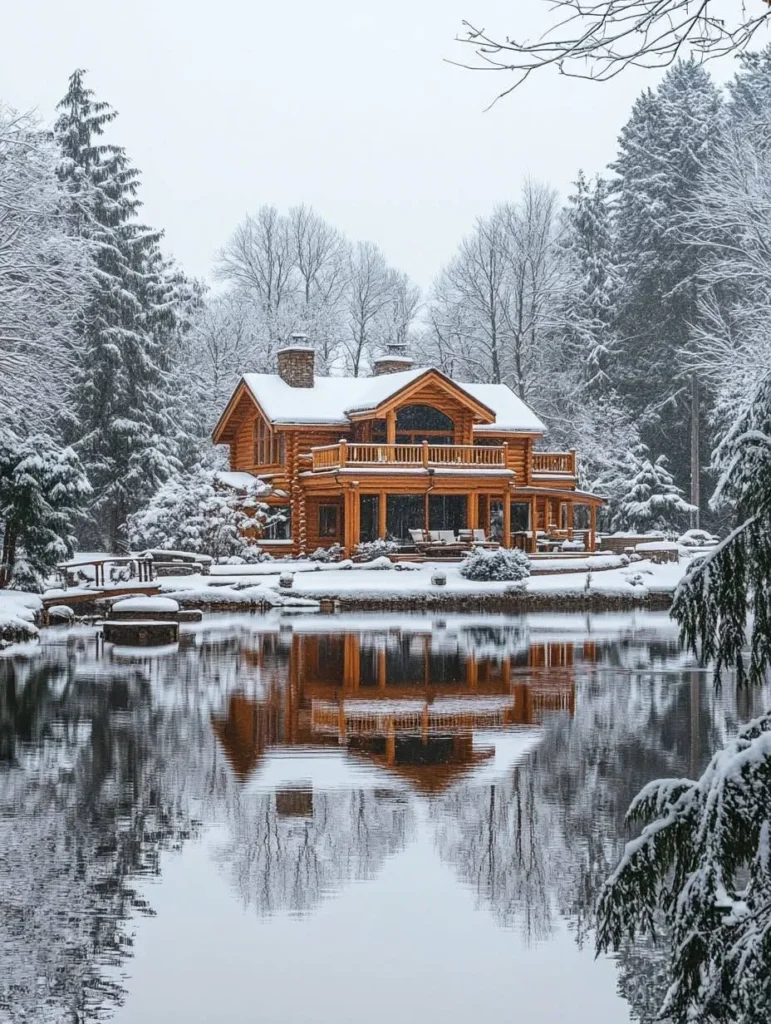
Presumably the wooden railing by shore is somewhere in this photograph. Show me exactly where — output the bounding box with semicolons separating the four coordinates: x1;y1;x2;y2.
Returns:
532;451;577;476
310;441;509;472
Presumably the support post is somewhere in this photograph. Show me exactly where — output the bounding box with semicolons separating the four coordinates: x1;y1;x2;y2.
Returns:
690;374;700;529
502;493;512;548
530;495;537;554
386;410;396;445
589;503;597;552
422;440;429;468
378;491;387;539
467;492;479;531
339;439;347;468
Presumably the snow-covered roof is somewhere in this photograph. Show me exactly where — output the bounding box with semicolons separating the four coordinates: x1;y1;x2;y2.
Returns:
215;470;263;491
240;367;545;433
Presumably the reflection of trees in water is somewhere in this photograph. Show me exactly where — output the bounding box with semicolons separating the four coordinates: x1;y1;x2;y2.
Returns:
215;788;413;917
432;662;771;1018
0;648;202;1023
432;769;559;942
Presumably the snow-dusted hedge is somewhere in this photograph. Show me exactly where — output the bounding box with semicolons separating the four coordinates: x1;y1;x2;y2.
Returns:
354;539;398;561
309;543;343;562
459;547;531;582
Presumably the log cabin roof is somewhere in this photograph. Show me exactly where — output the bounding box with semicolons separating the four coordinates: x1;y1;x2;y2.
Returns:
233;367;546;433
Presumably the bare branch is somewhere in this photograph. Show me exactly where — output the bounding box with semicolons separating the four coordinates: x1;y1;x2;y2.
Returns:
452;2;771;102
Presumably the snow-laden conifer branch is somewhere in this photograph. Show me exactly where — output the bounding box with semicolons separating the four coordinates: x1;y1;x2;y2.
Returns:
597;712;771;1022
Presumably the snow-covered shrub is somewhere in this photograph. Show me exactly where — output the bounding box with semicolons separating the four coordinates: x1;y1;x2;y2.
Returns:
354;539;398;561
677;528;719;547
127;467;283;563
309;543;343;562
459;548;530;583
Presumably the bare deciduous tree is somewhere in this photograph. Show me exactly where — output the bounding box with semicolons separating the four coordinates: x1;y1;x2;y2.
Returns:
453;2;771;101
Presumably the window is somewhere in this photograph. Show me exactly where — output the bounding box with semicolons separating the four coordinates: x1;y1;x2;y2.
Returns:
253;418;286;466
319;505;339;538
511;502;531;533
371;404;455;446
263;506;291;540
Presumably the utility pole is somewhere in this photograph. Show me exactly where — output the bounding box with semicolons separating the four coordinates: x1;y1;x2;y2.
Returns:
690;373;700;529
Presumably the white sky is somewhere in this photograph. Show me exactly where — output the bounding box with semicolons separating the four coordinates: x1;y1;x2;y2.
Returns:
0;0;745;290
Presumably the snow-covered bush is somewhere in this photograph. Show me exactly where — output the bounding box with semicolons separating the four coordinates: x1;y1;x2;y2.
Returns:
127;468;283;563
459;548;530;583
677;528;719;547
354;539;398;561
309;543;343;562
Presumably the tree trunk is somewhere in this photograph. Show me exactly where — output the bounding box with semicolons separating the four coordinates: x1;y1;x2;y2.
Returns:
690;374;700;529
0;521;18;589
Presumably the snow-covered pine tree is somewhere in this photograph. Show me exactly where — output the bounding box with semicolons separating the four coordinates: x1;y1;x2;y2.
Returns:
612;60;722;512
0;428;91;590
562;171;618;393
54;70;182;551
611;444;696;533
596;369;771;1022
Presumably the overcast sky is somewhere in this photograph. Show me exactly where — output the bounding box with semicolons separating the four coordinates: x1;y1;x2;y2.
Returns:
0;0;742;290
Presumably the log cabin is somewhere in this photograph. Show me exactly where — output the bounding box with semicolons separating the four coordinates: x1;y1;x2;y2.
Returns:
212;339;604;556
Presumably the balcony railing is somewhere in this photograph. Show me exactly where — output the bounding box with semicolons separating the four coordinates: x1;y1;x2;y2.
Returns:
310;441;508;472
532;451;577;476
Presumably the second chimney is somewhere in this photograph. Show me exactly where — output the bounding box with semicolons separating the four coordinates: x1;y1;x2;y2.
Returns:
372;341;414;376
277;334;315;387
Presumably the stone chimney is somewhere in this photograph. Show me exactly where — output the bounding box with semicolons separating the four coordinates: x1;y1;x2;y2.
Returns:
372;341;415;376
277;334;314;387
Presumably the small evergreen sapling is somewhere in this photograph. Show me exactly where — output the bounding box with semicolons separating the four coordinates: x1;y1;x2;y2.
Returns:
612;444;696;533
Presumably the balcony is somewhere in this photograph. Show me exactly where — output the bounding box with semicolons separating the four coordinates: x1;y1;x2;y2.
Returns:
532;451;577;476
310;441;509;472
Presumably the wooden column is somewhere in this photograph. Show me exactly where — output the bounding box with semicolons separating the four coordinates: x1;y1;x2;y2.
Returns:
343;486;357;555
386;410;396;445
378;491;387;539
530;494;538;553
589;503;597;552
377;648;387;690
467;492;479;531
502;493;512;548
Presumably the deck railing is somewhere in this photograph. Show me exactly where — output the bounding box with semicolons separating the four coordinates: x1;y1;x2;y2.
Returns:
310;441;508;472
532;451;577;476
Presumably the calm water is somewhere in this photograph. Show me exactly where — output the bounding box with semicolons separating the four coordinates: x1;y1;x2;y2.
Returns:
0;611;766;1024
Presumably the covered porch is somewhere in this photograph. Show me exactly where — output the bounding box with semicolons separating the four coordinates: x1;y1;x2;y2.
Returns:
301;477;602;555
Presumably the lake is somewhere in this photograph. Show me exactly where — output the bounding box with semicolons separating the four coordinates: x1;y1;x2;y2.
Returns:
0;611;765;1024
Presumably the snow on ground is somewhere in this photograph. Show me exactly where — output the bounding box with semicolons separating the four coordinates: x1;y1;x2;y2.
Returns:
0;590;43;642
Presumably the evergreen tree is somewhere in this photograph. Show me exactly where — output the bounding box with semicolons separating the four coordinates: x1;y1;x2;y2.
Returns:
0;428;91;591
126;468;284;561
612;444;695;533
612;60;722;508
54;70;182;551
562;171;618;392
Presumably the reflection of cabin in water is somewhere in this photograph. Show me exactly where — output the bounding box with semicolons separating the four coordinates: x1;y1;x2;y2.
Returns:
211;630;590;792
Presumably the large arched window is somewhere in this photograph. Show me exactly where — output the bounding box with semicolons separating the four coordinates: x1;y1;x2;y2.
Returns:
372;404;454;445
